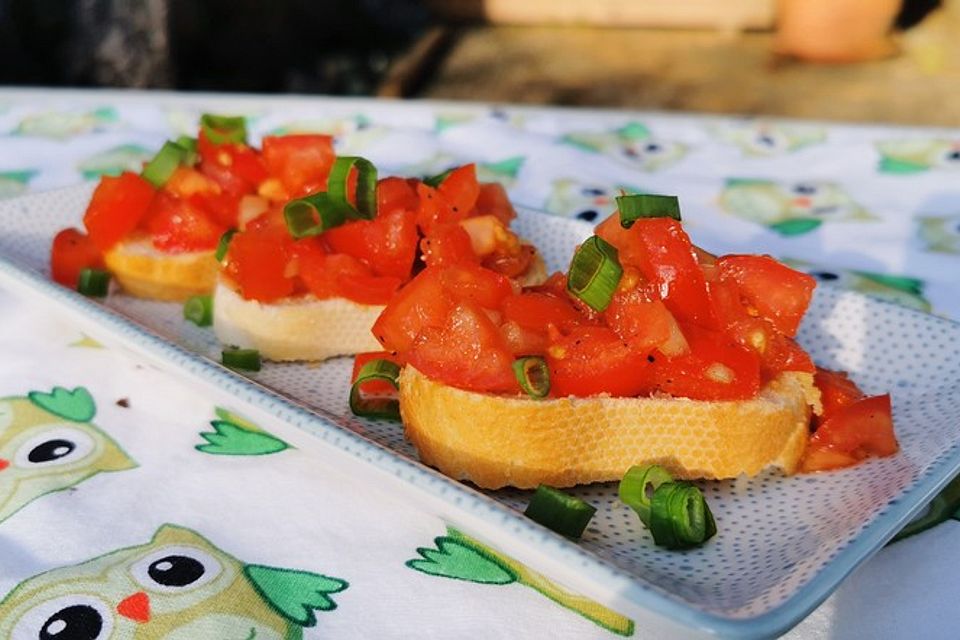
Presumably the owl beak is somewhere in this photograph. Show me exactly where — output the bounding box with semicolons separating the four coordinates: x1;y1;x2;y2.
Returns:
117;591;150;623
0;459;8;471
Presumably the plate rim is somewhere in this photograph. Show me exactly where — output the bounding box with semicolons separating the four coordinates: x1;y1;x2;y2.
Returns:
2;184;960;639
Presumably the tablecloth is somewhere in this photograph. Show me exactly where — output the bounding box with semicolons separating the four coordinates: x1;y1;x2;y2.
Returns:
0;88;958;639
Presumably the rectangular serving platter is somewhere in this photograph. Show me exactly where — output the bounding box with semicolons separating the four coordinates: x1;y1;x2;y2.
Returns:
2;183;960;639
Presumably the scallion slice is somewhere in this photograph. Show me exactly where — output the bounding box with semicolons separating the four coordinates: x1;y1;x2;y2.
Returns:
77;268;110;297
616;194;681;227
283;193;347;238
619;464;674;526
175;135;199;166
327;156;378;220
222;347;261;371
141;141;187;188
215;229;237;262
423;167;454;188
183;294;213;327
200;113;247;145
513;356;550;398
566;235;622;312
648;482;715;550
349;359;402;420
524;485;596;539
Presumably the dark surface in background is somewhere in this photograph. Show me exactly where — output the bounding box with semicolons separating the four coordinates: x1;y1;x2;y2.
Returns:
0;0;430;93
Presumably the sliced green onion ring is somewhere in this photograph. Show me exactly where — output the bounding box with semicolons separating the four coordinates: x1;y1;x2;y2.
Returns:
283;193;348;238
566;235;623;312
215;229;237;262
77;268;110;297
349;359;402;420
423;167;454;188
175;135;199;166
513;356;550;398
141;141;186;188
183;294;213;327
648;482;716;550
200;113;247;145
616;194;681;227
222;347;261;371
524;485;596;539
619;464;674;526
327;156;378;220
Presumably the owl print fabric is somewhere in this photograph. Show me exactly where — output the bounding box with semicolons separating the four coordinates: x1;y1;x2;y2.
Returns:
0;90;959;639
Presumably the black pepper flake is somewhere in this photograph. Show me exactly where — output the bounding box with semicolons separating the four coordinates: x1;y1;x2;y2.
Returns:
116;398;130;408
647;355;656;363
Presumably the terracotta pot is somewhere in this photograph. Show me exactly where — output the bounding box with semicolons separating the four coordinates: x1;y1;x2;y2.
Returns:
774;0;900;62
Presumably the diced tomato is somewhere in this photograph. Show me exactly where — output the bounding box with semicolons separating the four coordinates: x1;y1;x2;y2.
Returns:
483;244;536;279
474;182;516;224
716;255;816;337
815;367;865;418
372;268;452;352
378;177;420;215
502;292;582;335
323;208;419;279
230;147;269;186
164;167;221;199
83;172;155;252
406;302;518;393
261;134;335;197
197;133;266;191
415;182;468;233
601;217;717;329
725;318;815;379
224;226;295;302
499;321;548;356
437;164;480;216
352;351;403;395
802;394;898;472
191;190;241;229
439;263;514;309
50;228;104;287
604;285;676;355
420;223;478;268
799;447;859;473
141;192;226;253
297;249;364;299
650;325;761;401
548;326;652;397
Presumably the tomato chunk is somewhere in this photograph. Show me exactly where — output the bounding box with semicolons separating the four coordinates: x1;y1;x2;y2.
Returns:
439;263;514;309
224;226;295;302
548;326;652;398
378;177;420;215
650;326;761;401
421;223;478;268
814;367;865;418
323;209;419;279
261;134;335;197
142;193;227;253
474;182;517;224
437;164;480;216
50;228;104;287
372;268;451;353
716;255;815;337
406;302;518;393
502;291;582;335
604;285;677;355
802;394;898;472
83;172;155;252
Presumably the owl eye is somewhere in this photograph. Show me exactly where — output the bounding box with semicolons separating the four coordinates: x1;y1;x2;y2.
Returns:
580;187;606;197
576;210;599;222
12;595;113;640
793;183;819;196
810;270;840;281
130;545;222;594
14;426;96;469
941;148;960;165
643;142;664;155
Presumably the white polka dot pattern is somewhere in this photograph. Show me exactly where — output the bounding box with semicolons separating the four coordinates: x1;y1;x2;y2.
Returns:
2;185;960;620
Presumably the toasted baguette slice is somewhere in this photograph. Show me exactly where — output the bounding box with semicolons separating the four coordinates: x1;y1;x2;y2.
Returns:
400;366;823;489
103;235;218;301
212;250;547;362
213;280;384;361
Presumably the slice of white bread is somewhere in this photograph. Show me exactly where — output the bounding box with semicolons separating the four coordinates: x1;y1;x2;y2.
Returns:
103;235;218;302
212;250;547;362
399;366;823;489
213;280;384;361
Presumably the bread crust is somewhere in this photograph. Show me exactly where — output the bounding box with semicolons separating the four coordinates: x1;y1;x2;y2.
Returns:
103;235;218;301
400;366;821;489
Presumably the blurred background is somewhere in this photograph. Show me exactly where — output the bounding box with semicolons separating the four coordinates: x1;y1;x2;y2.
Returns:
0;0;956;125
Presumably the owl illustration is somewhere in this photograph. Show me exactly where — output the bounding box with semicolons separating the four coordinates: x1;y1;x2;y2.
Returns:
877;139;960;173
917;214;960;254
14;108;118;139
783;259;931;312
561;122;687;172
719;179;874;236
396;153;525;188
711;122;826;157
0;524;348;638
77;145;153;180
268;114;387;155
0;170;37;199
544;178;647;223
0;387;135;523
